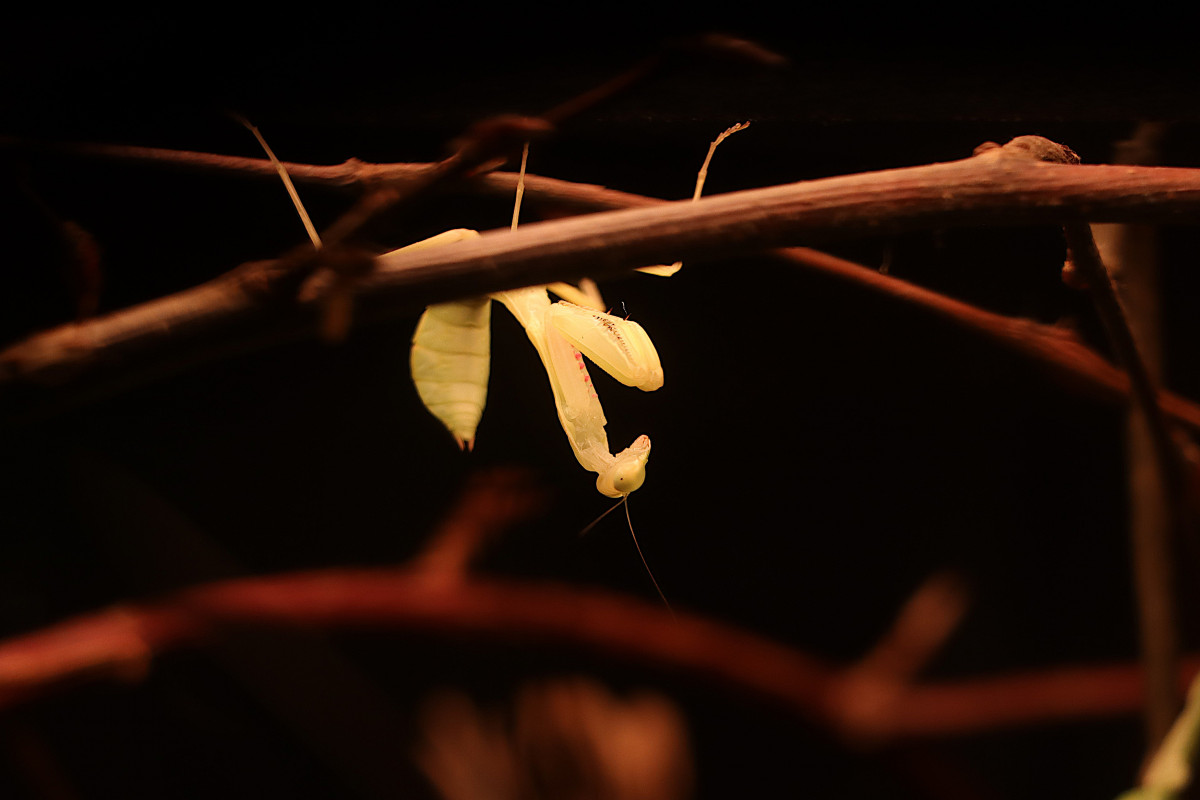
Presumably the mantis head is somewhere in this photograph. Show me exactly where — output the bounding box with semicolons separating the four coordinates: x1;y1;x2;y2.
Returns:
596;435;652;498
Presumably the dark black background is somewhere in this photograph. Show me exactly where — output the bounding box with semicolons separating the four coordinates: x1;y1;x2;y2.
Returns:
1;15;1198;799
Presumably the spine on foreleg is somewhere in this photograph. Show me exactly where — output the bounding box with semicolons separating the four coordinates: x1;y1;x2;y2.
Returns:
410;297;492;450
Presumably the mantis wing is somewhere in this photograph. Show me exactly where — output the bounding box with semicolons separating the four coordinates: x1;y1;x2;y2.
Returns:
410;297;491;451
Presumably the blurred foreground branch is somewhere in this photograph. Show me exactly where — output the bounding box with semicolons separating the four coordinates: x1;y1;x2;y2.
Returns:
0;554;1196;742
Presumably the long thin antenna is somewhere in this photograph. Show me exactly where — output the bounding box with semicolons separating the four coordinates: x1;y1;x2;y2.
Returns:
578;496;626;538
624;498;675;619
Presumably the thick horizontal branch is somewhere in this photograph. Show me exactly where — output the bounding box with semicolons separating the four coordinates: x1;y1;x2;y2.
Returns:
359;155;1200;306
19;142;1200;426
0;565;1195;742
6;145;1200;423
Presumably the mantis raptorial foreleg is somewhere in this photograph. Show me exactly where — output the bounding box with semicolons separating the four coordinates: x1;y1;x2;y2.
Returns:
491;286;658;496
547;302;663;391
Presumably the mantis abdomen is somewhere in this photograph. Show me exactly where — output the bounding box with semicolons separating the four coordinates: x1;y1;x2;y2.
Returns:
410;296;492;450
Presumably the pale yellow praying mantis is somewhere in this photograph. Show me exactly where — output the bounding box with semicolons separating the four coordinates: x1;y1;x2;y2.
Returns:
407;223;663;498
246;118;746;610
409;125;749;498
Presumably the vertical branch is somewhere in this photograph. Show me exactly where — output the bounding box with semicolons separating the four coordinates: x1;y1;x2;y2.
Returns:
1089;122;1180;750
1065;225;1183;746
984;129;1184;753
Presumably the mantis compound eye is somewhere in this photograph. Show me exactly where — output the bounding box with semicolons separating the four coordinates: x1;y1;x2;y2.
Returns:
598;460;647;498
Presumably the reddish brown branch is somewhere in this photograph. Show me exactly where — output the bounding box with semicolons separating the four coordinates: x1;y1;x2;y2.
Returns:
1070;222;1184;744
829;573;970;746
357;146;1200;310
773;245;1200;430
412;468;547;580
884;657;1200;738
11;141;1200;429
1074;125;1184;750
0;571;833;715
992;134;1185;748
857;574;969;683
539;34;785;126
6;139;1200;428
0;566;1195;742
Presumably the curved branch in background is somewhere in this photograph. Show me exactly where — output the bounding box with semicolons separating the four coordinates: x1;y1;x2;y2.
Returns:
0;564;1196;743
6;139;1200;429
0;465;1186;743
